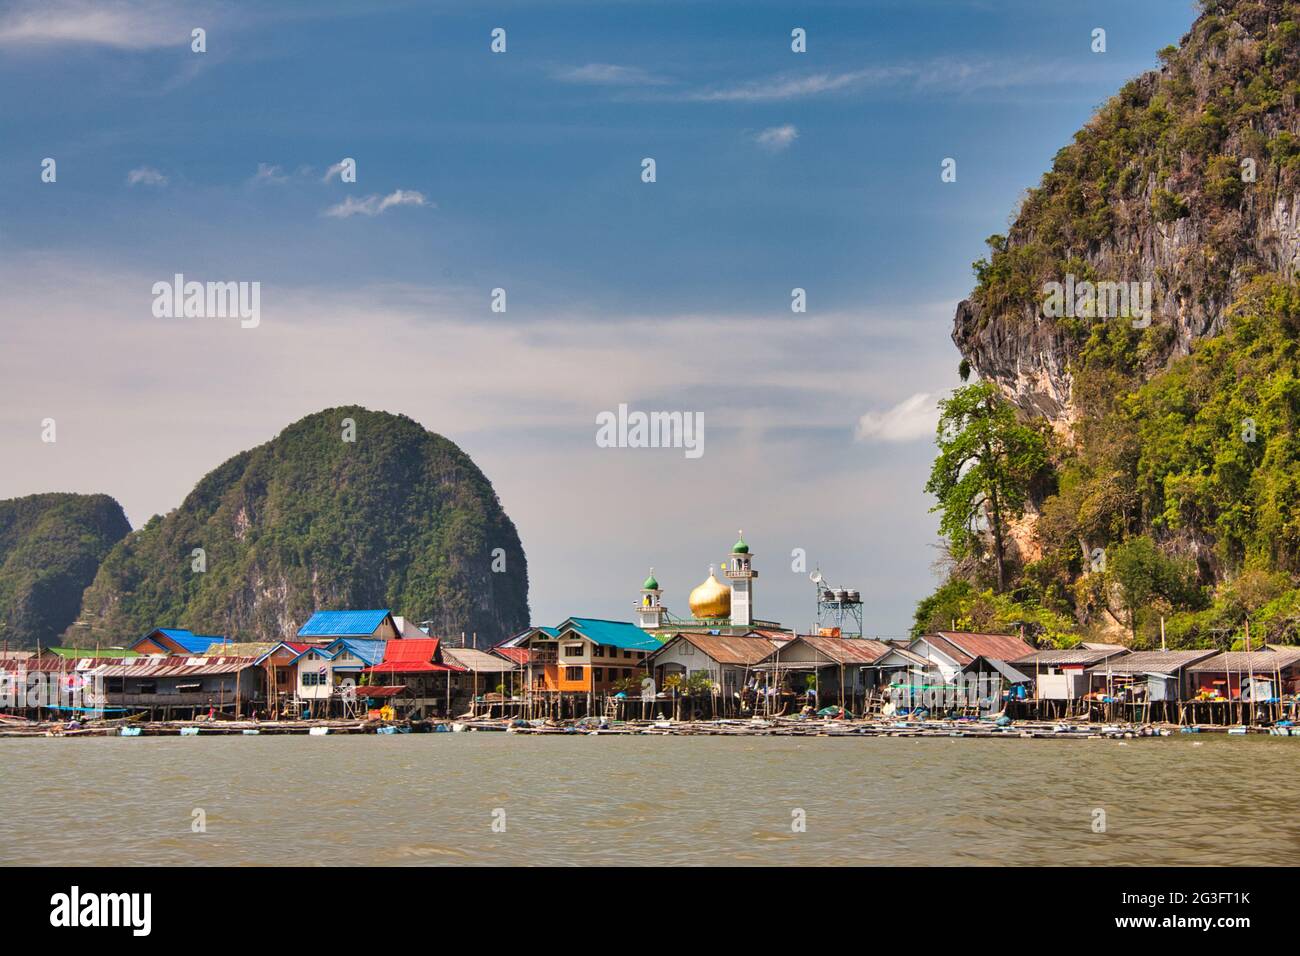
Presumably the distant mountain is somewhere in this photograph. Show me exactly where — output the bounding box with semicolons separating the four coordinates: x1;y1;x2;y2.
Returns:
76;406;530;647
0;493;131;650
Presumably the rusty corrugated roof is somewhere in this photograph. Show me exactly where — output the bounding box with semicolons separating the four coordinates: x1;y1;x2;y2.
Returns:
1188;649;1300;673
1084;650;1216;674
93;656;261;677
443;647;518;672
925;631;1035;664
1012;647;1129;667
650;632;781;665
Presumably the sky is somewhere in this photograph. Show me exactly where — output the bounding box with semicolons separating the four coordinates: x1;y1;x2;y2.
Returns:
0;0;1202;637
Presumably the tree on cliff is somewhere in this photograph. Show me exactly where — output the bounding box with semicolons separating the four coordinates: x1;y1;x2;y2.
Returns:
926;383;1048;593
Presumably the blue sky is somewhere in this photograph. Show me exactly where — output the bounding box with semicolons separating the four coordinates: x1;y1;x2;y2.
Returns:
0;0;1201;636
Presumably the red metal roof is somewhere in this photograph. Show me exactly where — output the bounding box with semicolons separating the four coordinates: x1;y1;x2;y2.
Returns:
365;638;463;674
492;646;530;665
378;637;441;664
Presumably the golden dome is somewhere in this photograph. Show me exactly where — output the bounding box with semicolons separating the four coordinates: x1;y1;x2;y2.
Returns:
689;567;731;620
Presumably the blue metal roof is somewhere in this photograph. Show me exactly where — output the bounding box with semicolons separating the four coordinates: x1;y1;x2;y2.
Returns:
177;633;228;654
135;629;228;654
325;638;388;667
558;617;661;651
298;609;393;638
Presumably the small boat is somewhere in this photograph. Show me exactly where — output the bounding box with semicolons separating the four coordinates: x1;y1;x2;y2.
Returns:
432;723;451;733
1227;726;1249;735
308;727;330;736
179;727;200;736
242;728;260;735
376;725;410;735
119;727;142;737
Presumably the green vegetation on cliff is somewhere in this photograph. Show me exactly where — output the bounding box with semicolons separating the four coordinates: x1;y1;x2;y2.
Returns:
76;407;529;647
922;277;1300;648
971;0;1300;345
927;0;1300;650
0;494;130;649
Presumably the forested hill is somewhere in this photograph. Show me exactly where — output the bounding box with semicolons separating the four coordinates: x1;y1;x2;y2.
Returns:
75;407;530;647
0;493;131;650
921;0;1300;649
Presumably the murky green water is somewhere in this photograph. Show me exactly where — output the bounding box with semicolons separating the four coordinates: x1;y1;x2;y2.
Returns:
1;734;1295;866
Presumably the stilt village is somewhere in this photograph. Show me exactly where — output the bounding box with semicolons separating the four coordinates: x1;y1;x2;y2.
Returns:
3;532;1300;739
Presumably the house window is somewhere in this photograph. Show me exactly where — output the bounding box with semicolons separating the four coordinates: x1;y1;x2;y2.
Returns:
683;644;694;656
623;650;632;659
594;646;604;657
594;668;604;682
564;644;585;657
565;666;583;682
623;668;632;678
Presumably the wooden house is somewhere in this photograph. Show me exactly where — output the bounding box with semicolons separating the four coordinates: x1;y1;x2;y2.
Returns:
1011;646;1131;700
645;631;783;716
1084;649;1217;721
523;618;661;713
752;635;892;714
129;628;229;656
908;632;1035;684
96;655;263;718
363;637;463;718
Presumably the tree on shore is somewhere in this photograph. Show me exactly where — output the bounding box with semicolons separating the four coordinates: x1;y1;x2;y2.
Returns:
926;382;1048;593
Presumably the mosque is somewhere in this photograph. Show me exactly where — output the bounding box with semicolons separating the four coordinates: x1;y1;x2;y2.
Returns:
634;532;785;636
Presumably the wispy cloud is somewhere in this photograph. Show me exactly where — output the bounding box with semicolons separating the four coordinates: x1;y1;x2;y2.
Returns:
323;189;429;219
676;58;1112;103
0;0;196;50
249;163;287;185
321;159;351;183
554;63;667;86
684;68;906;102
855;392;939;443
125;166;167;186
755;124;798;151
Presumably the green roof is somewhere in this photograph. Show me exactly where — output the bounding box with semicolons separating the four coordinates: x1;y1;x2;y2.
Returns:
643;572;659;590
732;535;749;554
48;646;140;659
557;617;663;651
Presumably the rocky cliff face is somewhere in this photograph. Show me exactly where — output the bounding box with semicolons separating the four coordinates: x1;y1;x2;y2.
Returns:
954;0;1300;429
76;407;530;647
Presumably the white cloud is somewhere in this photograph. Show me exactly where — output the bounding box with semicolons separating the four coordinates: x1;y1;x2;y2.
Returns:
554;63;665;86
855;392;940;443
323;189;428;219
755;124;798;151
0;0;196;49
249;163;287;185
125;166;167;186
676;58;1114;104
321;160;349;183
685;68;905;102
